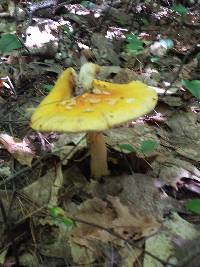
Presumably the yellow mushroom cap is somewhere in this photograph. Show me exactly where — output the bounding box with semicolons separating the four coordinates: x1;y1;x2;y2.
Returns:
31;75;158;133
37;67;77;106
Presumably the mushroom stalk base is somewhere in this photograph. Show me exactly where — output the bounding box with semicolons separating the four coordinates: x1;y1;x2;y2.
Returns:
87;132;109;178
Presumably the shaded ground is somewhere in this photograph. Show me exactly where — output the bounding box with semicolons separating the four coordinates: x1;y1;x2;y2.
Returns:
0;1;200;266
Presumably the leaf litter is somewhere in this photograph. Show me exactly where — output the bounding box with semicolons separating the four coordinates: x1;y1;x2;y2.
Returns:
0;0;200;266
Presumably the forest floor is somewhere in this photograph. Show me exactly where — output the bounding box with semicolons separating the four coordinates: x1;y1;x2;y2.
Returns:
0;1;200;266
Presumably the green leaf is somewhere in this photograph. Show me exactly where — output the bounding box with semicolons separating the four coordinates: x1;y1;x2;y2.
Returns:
182;80;200;100
43;84;53;92
62;217;74;227
140;140;157;153
135;14;149;26
49;206;74;228
126;34;144;54
186;199;200;214
81;1;95;9
150;56;160;63
139;16;149;26
0;249;7;265
196;52;200;61
160;39;174;49
0;33;22;53
172;4;188;16
49;206;65;217
63;25;73;36
81;0;89;7
117;143;136;153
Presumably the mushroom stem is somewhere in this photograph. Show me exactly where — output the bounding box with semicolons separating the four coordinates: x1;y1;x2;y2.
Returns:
87;132;109;178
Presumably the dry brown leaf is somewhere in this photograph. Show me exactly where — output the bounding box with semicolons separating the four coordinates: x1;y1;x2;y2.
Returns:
22;166;60;206
70;194;160;247
153;156;200;189
0;133;34;166
69;198;121;247
108;196;161;239
119;246;142;267
157;111;200;161
52;133;86;165
93;174;173;222
91;33;120;65
69;240;95;265
144;212;199;267
66;174;175;263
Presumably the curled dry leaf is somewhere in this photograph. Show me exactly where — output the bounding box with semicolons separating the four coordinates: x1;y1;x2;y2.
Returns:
68;195;161;264
153;155;200;190
69;175;165;250
0;133;35;166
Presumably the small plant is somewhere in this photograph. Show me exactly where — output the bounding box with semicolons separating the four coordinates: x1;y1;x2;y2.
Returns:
125;34;144;54
118;140;158;154
171;4;188;16
182;80;200;100
43;84;54;92
49;206;74;229
140;140;157;153
0;33;22;54
81;0;96;9
186;199;200;215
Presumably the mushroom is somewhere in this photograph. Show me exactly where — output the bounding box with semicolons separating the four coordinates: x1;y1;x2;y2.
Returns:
30;64;158;178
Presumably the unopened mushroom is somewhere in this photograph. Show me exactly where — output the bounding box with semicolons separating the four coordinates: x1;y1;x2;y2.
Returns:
31;63;158;178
